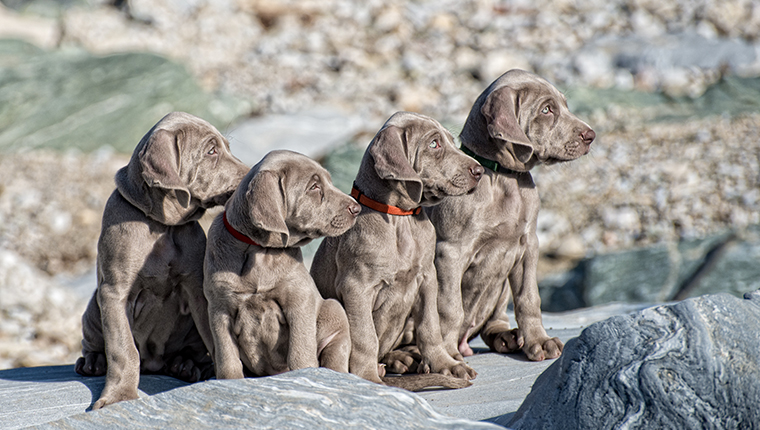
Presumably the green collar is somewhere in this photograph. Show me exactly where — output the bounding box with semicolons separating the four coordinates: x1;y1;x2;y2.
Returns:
460;145;523;175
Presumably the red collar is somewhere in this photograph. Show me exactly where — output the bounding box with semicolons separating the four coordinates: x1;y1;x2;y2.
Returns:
351;183;422;216
222;211;261;247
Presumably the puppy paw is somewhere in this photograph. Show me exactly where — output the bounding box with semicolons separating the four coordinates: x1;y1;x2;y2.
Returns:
166;355;215;382
91;389;138;410
449;362;477;381
524;336;563;361
75;352;107;377
381;349;421;374
491;328;524;354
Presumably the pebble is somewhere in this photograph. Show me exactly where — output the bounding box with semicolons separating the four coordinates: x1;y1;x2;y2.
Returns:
2;0;760;369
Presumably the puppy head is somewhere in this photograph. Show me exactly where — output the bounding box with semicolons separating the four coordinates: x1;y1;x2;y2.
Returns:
461;69;595;171
138;112;249;208
359;112;483;208
226;150;360;248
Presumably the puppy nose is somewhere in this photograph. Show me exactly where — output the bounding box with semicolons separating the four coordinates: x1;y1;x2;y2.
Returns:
348;201;361;216
581;129;596;145
469;164;484;180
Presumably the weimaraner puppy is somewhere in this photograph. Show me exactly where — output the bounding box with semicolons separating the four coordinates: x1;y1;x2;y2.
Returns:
311;112;483;389
75;112;249;409
427;69;595;362
204;150;356;378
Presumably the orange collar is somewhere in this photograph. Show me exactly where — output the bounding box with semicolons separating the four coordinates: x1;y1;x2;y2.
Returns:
222;211;261;247
351;183;422;216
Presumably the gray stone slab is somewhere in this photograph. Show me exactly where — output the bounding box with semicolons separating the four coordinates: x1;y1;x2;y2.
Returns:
0;365;189;429
225;109;373;167
34;368;500;430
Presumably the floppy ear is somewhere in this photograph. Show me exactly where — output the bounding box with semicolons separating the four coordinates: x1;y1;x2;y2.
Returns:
139;128;192;207
369;125;423;203
246;170;289;247
481;86;535;163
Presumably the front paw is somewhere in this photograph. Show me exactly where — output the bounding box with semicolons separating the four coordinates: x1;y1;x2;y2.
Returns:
92;388;138;410
524;336;563;361
490;328;524;354
382;349;421;374
419;357;477;381
447;361;477;381
167;356;213;382
75;352;107;377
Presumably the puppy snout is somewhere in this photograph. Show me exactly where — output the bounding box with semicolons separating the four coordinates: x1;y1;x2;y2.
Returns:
581;129;595;145
469;164;484;181
348;200;361;216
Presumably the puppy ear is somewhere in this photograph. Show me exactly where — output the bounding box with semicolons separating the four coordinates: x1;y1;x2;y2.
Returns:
246;170;289;247
139;128;192;207
481;86;535;163
369;125;423;203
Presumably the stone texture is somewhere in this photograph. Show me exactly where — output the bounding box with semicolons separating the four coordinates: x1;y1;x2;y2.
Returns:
6;0;760;121
540;228;760;311
30;368;500;430
0;365;189;429
0;305;640;428
505;291;760;430
0;249;86;369
0;39;250;153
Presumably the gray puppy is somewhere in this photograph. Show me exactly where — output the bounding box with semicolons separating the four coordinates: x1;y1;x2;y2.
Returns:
204;150;356;378
75;112;248;409
311;112;482;389
429;69;595;362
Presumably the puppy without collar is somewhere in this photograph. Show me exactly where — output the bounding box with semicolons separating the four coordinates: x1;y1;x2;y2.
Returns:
75;112;249;409
204;150;356;378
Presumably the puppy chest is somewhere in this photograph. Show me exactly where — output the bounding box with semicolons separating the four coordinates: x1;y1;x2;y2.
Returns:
233;296;289;357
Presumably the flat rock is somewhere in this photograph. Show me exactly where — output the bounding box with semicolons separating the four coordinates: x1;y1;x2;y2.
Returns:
506;291;760;429
11;368;500;430
0;304;642;429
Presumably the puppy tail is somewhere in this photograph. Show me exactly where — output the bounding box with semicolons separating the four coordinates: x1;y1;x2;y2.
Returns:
381;374;472;391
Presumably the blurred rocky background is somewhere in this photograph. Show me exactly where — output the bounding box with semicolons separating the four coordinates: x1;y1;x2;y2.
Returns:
0;0;758;369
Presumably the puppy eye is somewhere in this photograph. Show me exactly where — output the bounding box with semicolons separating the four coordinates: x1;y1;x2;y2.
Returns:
309;183;320;191
207;146;218;156
429;139;440;149
541;106;551;115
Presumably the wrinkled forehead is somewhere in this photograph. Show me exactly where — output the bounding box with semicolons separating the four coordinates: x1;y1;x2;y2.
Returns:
490;70;566;104
383;112;452;141
259;151;331;188
155;112;220;137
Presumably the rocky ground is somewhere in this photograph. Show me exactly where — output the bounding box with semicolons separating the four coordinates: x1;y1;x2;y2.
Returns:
1;0;759;369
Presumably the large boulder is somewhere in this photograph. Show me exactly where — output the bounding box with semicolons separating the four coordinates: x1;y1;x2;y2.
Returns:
504;290;760;429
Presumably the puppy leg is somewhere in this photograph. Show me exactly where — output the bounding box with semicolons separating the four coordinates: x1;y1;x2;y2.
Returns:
316;299;350;373
381;317;420;374
342;281;384;383
508;235;562;361
415;270;477;380
76;292;107;377
209;309;245;379
93;283;140;410
433;241;469;361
